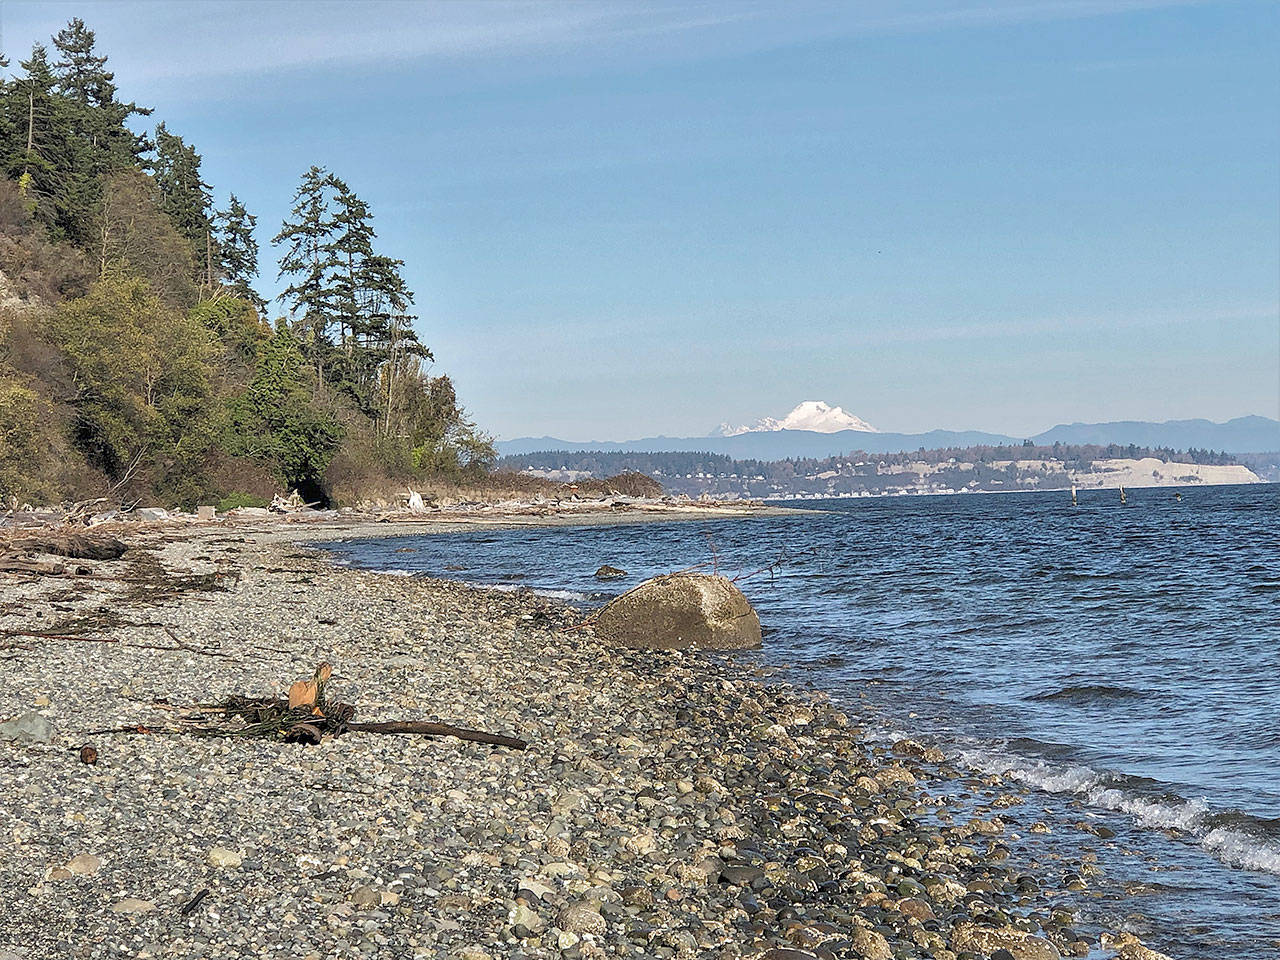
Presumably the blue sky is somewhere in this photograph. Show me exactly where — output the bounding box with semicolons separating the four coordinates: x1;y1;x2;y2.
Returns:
2;0;1277;440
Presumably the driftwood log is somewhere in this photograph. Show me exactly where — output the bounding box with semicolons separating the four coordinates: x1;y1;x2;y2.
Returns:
0;531;128;577
344;720;526;748
3;532;128;560
85;662;530;751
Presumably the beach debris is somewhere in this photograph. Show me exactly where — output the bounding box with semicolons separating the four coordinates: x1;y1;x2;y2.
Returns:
79;744;98;764
270;490;313;513
180;888;211;917
3;531;127;560
594;564;627;580
0;530;128;576
591;572;762;650
90;661;528;749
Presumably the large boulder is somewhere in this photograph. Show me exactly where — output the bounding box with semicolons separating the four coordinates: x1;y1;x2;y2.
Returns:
593;573;761;650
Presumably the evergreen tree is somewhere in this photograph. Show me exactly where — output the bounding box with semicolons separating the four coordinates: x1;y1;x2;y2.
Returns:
223;329;341;489
5;45;73;231
152;122;211;271
51;17;151;166
327;176;376;350
213;194;263;309
21;19;153;243
273;166;342;364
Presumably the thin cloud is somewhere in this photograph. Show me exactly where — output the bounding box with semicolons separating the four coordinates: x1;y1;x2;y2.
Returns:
0;0;1214;87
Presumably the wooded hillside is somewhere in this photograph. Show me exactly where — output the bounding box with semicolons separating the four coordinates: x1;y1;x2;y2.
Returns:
0;19;493;509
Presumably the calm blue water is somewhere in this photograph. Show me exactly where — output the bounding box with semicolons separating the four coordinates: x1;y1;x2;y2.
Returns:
327;484;1280;957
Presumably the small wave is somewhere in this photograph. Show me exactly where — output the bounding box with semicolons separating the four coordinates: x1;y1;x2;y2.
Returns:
957;748;1280;876
489;583;594;603
1028;684;1148;704
364;567;418;577
1202;827;1280;873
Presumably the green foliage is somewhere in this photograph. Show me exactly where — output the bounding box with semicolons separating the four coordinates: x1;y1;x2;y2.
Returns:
272;167;429;418
152;122;211;269
213;194;262;308
46;274;212;479
189;296;269;363
0;21;152;244
0;177;91;301
0;377;52;501
95;170;198;309
223;330;342;488
215;491;269;512
0;19;493;506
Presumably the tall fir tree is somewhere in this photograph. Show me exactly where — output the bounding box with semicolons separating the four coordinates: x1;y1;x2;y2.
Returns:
40;19;152;243
152;122;212;278
213;194;263;310
272;166;343;385
51;17;151;165
327;176;376;350
5;45;74;230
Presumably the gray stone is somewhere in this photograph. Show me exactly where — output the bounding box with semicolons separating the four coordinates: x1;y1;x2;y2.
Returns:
719;864;764;886
206;847;242;869
592;573;762;650
0;712;53;743
557;901;605;936
110;898;156;914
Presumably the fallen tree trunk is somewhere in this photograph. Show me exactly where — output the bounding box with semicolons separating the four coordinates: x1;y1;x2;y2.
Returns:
4;532;128;560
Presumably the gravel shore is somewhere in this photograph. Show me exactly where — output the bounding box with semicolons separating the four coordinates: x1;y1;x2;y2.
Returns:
0;518;1163;960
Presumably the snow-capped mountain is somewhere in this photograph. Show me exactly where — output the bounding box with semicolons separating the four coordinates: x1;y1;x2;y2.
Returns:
715;401;878;437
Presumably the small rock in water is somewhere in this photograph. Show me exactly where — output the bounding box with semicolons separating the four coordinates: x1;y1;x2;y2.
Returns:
594;565;627;580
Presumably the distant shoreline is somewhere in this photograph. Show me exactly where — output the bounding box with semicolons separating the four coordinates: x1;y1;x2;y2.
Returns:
757;476;1274;504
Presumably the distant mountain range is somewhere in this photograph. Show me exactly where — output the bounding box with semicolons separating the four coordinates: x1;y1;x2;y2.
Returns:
497;410;1280;459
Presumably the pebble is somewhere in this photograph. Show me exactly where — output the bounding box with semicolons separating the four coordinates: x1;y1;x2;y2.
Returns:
206;846;243;869
66;853;101;876
0;524;1159;959
110;898;156;914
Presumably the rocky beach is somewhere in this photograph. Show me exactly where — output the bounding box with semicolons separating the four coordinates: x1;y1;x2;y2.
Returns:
0;514;1177;960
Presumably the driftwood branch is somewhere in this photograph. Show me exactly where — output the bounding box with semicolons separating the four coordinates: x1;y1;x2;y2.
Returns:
346;720;527;749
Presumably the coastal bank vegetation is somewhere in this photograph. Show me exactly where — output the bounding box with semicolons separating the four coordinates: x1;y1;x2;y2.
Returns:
0;19;499;510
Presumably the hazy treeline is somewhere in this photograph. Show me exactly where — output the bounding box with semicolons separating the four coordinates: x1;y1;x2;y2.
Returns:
0;19;492;508
498;442;1243;481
